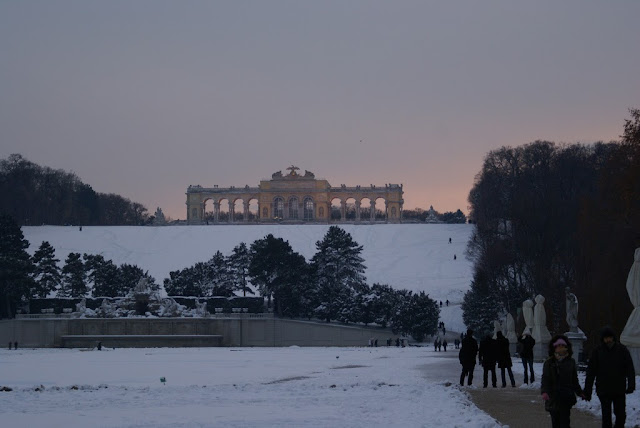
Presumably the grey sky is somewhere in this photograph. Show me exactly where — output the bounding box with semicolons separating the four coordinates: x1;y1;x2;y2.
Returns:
1;1;638;220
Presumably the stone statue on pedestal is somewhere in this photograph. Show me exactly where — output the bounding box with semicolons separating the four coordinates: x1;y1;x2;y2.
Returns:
522;299;534;335
505;313;518;343
621;247;640;374
532;294;551;344
565;287;579;333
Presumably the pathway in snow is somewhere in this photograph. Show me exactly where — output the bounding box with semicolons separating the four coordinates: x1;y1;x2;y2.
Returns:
418;349;601;427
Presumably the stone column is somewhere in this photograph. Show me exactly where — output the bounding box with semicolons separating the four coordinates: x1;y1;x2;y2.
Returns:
229;203;235;223
370;200;375;222
355;200;361;222
340;200;346;222
243;200;249;223
213;201;220;223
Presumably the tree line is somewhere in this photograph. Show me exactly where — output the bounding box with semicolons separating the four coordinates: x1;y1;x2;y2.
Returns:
0;218;440;341
462;108;640;350
0;154;150;226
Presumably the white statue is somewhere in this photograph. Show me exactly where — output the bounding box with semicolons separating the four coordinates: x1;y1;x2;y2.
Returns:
505;312;518;343
75;297;87;313
532;294;551;343
522;299;534;335
621;248;640;347
195;299;208;317
492;320;503;339
565;287;579;333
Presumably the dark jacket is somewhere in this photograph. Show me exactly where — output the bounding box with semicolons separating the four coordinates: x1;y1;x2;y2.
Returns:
496;331;513;368
518;334;536;359
478;336;498;367
584;327;636;397
541;355;583;411
459;335;479;368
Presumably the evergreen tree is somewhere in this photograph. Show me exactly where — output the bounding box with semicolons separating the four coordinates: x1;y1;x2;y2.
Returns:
369;283;401;328
119;263;157;294
31;241;61;298
0;214;34;318
60;252;86;297
461;270;501;338
249;234;307;316
228;242;253;296
404;291;439;342
311;226;366;322
84;254;120;297
207;251;234;297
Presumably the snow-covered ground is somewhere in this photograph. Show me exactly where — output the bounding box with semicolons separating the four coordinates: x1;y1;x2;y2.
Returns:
1;346;638;427
23;224;473;334
0;346;500;427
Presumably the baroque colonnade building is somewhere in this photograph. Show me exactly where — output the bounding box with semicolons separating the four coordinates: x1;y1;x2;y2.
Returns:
186;166;404;224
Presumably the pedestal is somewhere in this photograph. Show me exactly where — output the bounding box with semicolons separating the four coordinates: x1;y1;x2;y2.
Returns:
566;330;587;363
533;342;549;362
628;347;640;375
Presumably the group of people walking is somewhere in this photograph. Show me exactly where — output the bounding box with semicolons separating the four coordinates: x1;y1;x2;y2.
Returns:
458;326;635;428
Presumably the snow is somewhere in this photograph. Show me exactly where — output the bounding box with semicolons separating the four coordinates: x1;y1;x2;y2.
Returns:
7;224;640;426
0;346;501;427
23;224;473;333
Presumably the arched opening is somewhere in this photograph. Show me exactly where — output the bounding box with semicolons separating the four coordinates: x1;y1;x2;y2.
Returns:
345;197;356;221
375;197;386;221
203;198;215;224
303;197;314;221
360;198;372;221
288;196;299;220
273;197;284;220
218;199;230;222
233;199;244;222
330;198;342;221
248;198;259;222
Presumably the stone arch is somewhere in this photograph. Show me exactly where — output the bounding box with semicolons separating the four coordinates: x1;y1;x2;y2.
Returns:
303;196;314;221
273;196;284;220
218;198;231;222
288;196;299;220
330;197;342;221
374;197;387;221
203;198;215;224
345;197;357;221
232;198;244;222
359;197;372;222
248;198;259;222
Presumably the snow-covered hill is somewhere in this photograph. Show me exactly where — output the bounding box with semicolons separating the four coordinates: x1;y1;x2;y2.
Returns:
23;224;475;333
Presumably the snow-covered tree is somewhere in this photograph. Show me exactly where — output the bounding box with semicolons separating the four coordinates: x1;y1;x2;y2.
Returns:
207;251;234;297
31;241;61;298
311;226;366;322
153;207;166;225
461;270;501;338
84;254;120;297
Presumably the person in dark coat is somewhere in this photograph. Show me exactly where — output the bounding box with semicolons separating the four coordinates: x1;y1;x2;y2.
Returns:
496;331;516;387
584;326;636;428
459;329;479;386
478;334;498;388
518;331;536;384
541;335;584;428
442;339;448;352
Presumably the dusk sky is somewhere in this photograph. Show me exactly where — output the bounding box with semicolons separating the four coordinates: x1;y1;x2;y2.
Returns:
2;1;639;220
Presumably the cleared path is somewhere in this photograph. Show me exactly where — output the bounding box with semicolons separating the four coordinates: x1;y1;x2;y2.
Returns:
419;348;601;427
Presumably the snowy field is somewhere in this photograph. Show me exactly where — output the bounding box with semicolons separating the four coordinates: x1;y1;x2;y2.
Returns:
1;346;638;427
23;224;473;334
0;346;501;428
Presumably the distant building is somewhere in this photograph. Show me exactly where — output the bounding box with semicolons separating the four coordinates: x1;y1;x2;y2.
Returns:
186;166;404;224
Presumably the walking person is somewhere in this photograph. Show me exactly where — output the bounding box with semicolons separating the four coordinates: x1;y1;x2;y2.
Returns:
443;339;448;352
496;331;516;387
518;331;536;384
541;335;585;428
479;334;498;388
459;329;478;386
583;326;635;428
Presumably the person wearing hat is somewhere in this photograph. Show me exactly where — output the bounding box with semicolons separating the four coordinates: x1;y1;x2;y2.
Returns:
459;329;478;386
518;331;536;384
584;326;635;428
541;334;584;427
